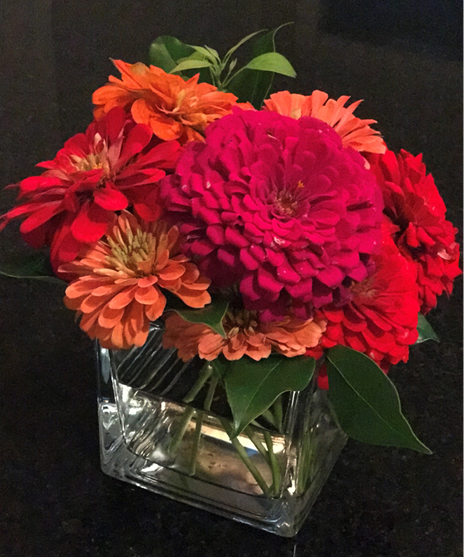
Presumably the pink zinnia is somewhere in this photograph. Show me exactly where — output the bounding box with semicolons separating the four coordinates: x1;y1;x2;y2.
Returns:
161;110;384;321
0;107;180;273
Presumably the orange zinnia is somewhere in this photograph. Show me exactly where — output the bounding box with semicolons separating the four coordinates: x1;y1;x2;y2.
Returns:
264;90;386;154
93;60;239;144
163;309;326;362
61;212;211;350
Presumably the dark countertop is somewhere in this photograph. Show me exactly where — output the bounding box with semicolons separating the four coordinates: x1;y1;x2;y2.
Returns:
0;2;462;556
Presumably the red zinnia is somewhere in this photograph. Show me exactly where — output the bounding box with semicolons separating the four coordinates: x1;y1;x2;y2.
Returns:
161;109;384;321
368;149;461;313
312;230;420;371
0;107;181;273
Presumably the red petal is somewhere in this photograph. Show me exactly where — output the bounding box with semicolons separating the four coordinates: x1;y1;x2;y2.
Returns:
118;124;153;166
94;185;128;211
71;201;109;242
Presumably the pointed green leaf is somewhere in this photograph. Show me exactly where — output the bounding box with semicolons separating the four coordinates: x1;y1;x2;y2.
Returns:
0;252;64;284
170;58;212;74
222;354;315;437
169;295;229;338
188;45;220;63
241;52;296;77
326;345;431;454
416;313;439;343
223;30;266;62
227;23;294;108
148;35;195;72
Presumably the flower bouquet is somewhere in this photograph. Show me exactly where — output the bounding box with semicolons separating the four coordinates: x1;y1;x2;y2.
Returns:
0;28;461;537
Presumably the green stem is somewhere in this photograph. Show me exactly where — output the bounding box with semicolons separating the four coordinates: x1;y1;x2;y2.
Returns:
260;409;278;429
183;363;213;404
297;435;313;494
272;397;284;432
264;430;281;497
188;375;218;476
169;406;195;455
220;418;270;496
245;426;271;465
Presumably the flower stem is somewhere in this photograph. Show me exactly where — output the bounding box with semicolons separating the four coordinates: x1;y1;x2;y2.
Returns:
264;430;281;497
272;397;284;432
169;406;195;455
219;418;270;496
188;375;218;476
245;426;271;465
183;363;213;404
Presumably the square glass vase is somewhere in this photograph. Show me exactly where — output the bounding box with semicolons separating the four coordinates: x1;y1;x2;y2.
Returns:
97;321;347;537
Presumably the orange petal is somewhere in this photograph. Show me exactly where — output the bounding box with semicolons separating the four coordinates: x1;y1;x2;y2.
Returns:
145;290;166;321
108;285;137;309
134;286;159;305
98;304;124;328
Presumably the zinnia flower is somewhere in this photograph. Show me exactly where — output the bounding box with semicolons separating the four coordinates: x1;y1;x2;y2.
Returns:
312;231;420;371
0;108;180;273
163;308;326;362
161;109;384;321
61;212;211;350
368;149;461;314
92;60;239;144
264;90;386;155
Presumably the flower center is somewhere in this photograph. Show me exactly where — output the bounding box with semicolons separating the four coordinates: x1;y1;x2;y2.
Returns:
350;275;378;300
70;153;103;172
107;228;156;277
224;308;259;337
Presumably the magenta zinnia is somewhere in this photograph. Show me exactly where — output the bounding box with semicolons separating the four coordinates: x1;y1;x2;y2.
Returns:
0;107;181;273
161;110;384;321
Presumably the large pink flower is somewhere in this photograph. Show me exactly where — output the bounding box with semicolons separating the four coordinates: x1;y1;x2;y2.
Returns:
0;107;181;273
368;149;461;313
161;110;384;321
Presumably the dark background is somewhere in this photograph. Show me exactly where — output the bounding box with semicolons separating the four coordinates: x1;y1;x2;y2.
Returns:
0;1;462;556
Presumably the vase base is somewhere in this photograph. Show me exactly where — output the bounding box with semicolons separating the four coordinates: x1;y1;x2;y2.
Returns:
99;400;346;537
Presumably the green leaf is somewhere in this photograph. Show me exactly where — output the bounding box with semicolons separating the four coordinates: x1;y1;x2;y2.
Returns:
326;345;432;454
241;52;296;77
148;35;195;72
416;313;439;343
170;58;212;74
189;45;220;63
170;295;229;338
226;23;294;108
222;354;315;437
0;252;64;284
223;30;266;62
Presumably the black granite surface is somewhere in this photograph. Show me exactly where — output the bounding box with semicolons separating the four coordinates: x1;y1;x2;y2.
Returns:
0;2;462;556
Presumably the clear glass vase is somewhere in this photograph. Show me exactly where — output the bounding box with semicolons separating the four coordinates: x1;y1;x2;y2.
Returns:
97;321;347;537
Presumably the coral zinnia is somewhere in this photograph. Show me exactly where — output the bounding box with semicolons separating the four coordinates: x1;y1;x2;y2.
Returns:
312;231;420;371
92;60;239;144
0;108;180;273
161;110;384;321
368;149;461;314
61;212;211;350
163;308;326;362
264;90;386;155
